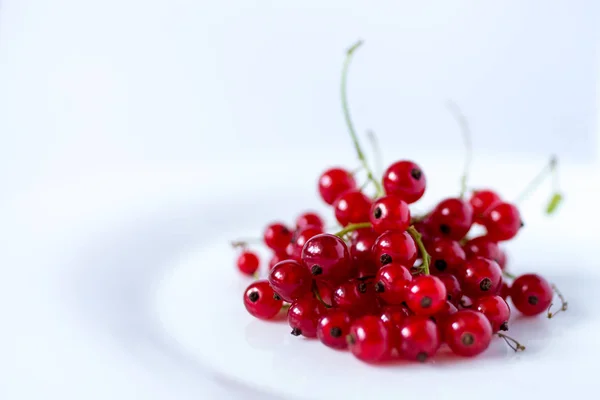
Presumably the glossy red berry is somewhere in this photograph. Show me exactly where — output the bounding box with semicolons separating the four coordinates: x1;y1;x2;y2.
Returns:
405;275;447;316
482;202;522;242
318;167;357;205
288;295;327;338
444;310;493;357
382;160;426;204
333;279;380;317
458;257;503;298
398;316;441;362
473;295;510;332
301;233;353;283
470;189;501;224
317;310;353;349
244;280;283;320
463;236;501;264
236;251;260;275
374;263;412;305
269;252;289;270
287;226;323;261
349;228;379;278
295;211;325;231
333;190;372;226
347;315;390;362
268;259;312;302
427;237;466;275
369;195;411;234
427;198;473;240
372;230;418;267
510;274;553;316
263;222;293;252
437;273;463;305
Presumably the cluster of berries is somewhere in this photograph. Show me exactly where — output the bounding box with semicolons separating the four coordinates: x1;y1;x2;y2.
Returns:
235;41;566;363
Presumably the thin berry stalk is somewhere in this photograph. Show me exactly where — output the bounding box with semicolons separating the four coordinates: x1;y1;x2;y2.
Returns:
334;222;372;238
446;100;473;199
407;225;430;275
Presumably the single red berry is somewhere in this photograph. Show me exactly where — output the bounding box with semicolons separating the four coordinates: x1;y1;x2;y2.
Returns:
372;230;418;267
473;295;510;332
287;226;323;261
317;310;353;349
437;273;463;305
350;228;379;278
288;295;327;338
269;259;313;303
469;189;501;224
318;167;357;205
369;195;411;234
499;281;510;300
374;263;412;305
509;274;553;316
269;252;289;270
263;222;293;252
427;198;474;240
463;236;501;265
333;190;372;226
295;211;325;231
382;160;426;204
347;315;390;362
458;257;503;298
398;316;441;362
482;202;522;241
444;310;493;357
243;280;283;320
301;233;353;283
236;251;260;275
333;279;380;317
405;275;447;316
427;237;466;275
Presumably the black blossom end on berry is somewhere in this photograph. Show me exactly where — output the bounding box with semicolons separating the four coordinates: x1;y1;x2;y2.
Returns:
416;352;428;363
291;328;302;336
411;168;422;180
447;294;453;302
373;206;382;219
520;220;525;228
273;293;281;301
480;278;492;291
434;259;447;272
248;291;259;303
311;265;323;276
374;281;385;293
358;282;367;293
439;224;451;235
330;327;342;338
528;295;539;305
461;332;475;346
420;296;432;309
346;334;356;345
282;226;290;235
500;322;509;331
380;254;392;265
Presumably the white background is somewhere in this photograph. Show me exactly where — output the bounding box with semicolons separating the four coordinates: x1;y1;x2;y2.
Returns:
1;1;598;399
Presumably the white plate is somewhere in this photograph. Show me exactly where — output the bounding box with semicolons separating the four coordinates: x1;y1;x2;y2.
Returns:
155;160;600;400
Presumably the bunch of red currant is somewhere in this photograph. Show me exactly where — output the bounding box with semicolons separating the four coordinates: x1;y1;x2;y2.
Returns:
235;41;566;363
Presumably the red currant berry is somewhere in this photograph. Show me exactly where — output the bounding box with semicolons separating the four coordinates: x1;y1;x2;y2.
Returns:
470;189;501;224
269;259;312;302
317;310;353;349
444;310;493;357
382;160;426;204
288;295;327;338
287;226;323;261
398;316;441;362
463;236;501;264
482;202;522;241
427;198;474;240
318;167;357;205
350;228;379;278
263;222;293;252
333;279;380;317
458;257;503;298
301;233;353;282
509;274;553;316
499;281;510;300
369;195;411;234
472;295;510;332
437;273;463;305
374;263;412;305
236;251;260;275
243;280;283;320
372;231;418;267
315;280;334;306
269;252;289;270
295;211;325;231
347;315;390;362
427;237;466;275
333;190;372;226
405;275;447;316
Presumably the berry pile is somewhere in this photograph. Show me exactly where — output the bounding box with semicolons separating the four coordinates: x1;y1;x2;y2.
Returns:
235;41;567;363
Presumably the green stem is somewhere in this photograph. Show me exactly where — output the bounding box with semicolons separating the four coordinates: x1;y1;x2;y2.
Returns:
366;130;383;178
446;100;472;199
407;226;430;275
312;281;332;308
514;156;559;205
503;271;517;280
341;40;384;197
334;222;372;238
